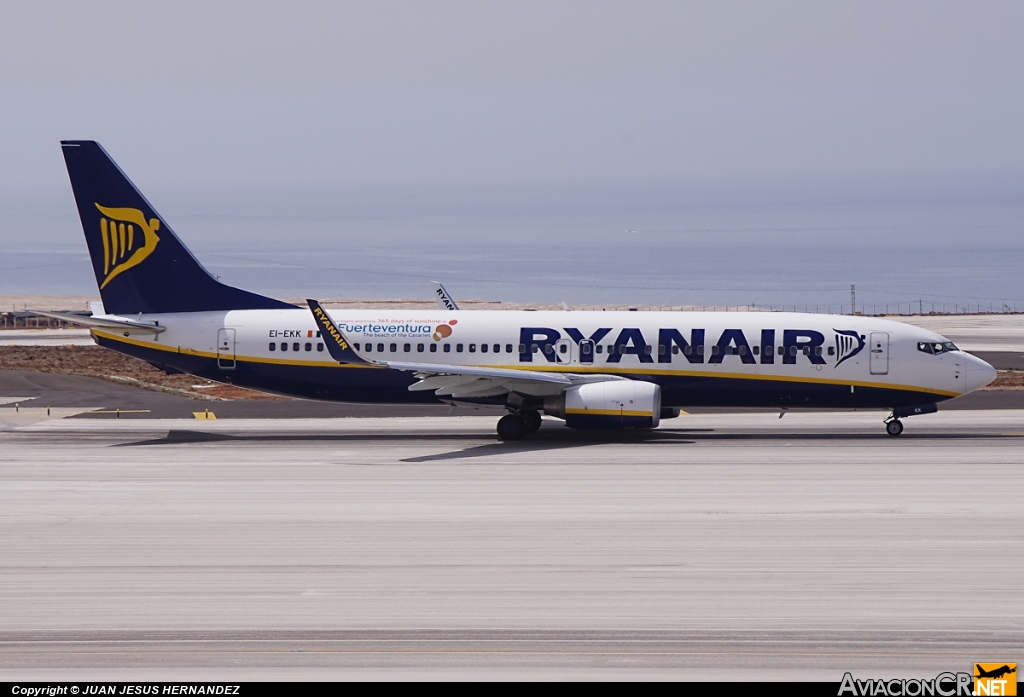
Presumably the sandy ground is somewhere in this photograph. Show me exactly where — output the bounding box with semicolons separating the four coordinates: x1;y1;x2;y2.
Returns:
0;345;286;401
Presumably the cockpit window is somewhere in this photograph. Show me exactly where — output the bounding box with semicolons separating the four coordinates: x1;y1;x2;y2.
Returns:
917;341;959;355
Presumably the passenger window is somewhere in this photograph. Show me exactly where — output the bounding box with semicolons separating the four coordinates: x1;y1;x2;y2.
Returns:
417;343;424;352
377;343;384;352
618;344;626;354
354;343;360;351
644;345;652;355
582;343;591;354
317;343;324;352
711;345;720;356
827;346;834;356
752;346;759;355
269;342;276;351
682;346;689;355
403;343;411;352
545;344;553;354
763;345;773;356
596;345;603;354
362;343;368;352
456;344;464;352
607;345;614;354
281;342;288;351
293;343;300;352
469;344;476;353
738;346;746;356
803;346;810;356
532;344;539;353
443;344;451;353
778;346;784;354
390;343;397;352
429;343;437;353
696;345;704;355
790;346;798;356
560;344;567;354
495;344;502;353
814;346;822;356
305;343;312;351
480;344;488;353
507;344;514;353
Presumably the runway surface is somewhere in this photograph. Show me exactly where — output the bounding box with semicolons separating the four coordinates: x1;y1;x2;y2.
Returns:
1;411;1022;680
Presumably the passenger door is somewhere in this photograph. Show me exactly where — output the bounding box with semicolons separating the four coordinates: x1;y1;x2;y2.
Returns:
217;328;236;370
578;339;595;364
555;338;574;365
869;332;889;375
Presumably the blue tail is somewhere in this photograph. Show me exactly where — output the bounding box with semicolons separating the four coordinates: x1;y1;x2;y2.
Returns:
61;140;294;315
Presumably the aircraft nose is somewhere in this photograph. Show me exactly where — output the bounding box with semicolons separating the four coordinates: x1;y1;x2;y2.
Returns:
962;353;997;394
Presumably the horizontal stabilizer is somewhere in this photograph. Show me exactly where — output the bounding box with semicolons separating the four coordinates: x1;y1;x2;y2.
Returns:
30;310;165;334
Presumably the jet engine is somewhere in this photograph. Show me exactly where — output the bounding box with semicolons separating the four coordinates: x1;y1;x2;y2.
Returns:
544;380;661;429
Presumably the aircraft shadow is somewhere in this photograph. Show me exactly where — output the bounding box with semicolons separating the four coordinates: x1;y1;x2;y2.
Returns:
115;426;1007;463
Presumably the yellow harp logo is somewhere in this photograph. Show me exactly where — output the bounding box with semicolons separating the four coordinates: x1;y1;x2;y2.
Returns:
94;204;161;289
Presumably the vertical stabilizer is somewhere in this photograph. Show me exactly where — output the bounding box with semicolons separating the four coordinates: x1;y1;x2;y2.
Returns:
61;140;294;314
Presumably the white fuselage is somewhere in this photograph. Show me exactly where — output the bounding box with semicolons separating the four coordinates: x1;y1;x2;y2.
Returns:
91;308;996;408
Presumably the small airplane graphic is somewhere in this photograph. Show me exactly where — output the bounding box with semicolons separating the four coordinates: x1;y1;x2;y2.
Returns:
976;665;1016;680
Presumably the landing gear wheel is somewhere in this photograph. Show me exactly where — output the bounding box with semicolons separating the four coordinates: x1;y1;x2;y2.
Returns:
520;409;542;433
497;414;525;441
885;419;904;437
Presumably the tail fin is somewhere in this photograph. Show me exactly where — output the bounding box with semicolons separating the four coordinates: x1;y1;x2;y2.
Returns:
61;140;294;315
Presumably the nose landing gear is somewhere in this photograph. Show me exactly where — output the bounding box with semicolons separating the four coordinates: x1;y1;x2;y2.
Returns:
883;403;938;437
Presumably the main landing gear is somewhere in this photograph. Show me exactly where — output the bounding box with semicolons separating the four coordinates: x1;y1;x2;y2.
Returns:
496;409;542;441
885;419;904;437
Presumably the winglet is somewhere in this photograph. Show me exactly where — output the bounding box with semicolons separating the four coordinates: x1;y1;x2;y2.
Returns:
307;299;371;365
431;281;460;311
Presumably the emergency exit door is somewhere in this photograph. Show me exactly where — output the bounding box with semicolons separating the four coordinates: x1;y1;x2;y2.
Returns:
869;332;889;375
217;328;236;370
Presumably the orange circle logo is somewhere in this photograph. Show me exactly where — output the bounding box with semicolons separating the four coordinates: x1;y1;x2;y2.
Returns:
432;323;453;341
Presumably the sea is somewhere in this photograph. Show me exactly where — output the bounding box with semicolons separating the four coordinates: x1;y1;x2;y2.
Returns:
2;174;1022;313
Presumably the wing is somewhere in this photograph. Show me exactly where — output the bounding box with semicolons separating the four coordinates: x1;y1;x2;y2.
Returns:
306;299;623;399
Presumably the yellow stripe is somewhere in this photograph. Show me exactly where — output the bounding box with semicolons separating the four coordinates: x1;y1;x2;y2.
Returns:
566;408;652;417
100;218;110;274
487;363;958;398
92;330;376;369
91;330;957;397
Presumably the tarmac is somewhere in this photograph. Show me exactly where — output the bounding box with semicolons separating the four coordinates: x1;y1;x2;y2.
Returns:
0;407;1021;679
2;315;1023;679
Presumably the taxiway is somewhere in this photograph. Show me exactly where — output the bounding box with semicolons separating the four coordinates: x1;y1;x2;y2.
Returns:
0;411;1021;679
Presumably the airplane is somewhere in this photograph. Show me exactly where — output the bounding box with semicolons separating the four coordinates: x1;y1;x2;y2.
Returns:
39;140;997;440
976;665;1016;680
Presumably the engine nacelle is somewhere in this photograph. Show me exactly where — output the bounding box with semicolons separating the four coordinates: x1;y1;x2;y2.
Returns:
544;380;661;430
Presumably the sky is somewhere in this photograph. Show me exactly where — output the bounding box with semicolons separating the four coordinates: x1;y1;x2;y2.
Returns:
1;2;1024;308
1;1;1023;188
